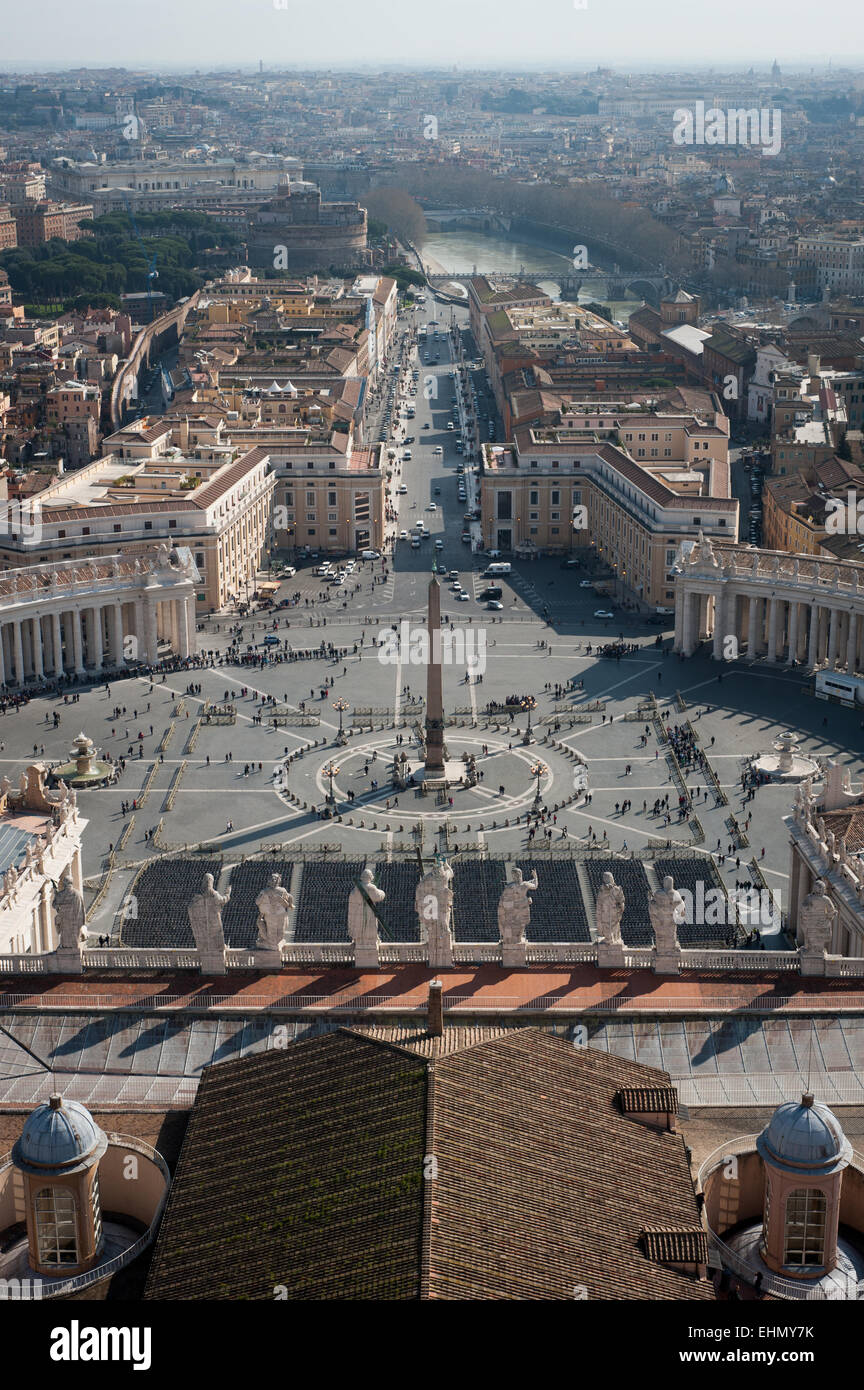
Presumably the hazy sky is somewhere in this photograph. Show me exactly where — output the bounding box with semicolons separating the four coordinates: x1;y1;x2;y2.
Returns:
1;0;861;71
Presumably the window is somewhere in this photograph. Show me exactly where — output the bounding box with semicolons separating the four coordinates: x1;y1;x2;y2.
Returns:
169;520;176;529
530;490;539;505
34;1186;78;1266
551;490;560;505
784;1188;827;1266
113;524;121;533
497;492;512;520
145;522;153;531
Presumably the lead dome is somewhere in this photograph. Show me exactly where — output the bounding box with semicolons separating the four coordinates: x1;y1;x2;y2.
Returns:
757;1093;851;1176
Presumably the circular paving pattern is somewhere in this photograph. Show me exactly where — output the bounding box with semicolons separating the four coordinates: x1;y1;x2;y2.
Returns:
278;728;587;826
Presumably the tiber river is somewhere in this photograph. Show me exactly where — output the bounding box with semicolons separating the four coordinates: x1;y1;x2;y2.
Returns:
420;226;643;320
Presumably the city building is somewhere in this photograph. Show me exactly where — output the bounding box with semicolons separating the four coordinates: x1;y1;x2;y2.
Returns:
480;410;736;605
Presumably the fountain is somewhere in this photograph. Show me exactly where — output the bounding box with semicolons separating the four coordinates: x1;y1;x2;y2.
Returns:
52;732;116;789
753;729;820;783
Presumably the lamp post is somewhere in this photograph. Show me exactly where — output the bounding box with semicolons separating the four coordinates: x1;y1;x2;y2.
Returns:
521;696;536;745
323;760;340;806
332;696;349;746
530;759;546;812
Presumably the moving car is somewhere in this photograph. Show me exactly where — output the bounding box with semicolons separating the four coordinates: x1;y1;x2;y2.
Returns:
361;549;381;560
400;529;408;539
434;539;444;549
579;580;594;588
456;591;470;600
486;600;504;610
594;609;614;620
397;483;408;493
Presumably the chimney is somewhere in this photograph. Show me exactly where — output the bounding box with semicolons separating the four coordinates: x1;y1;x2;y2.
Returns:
427;978;443;1037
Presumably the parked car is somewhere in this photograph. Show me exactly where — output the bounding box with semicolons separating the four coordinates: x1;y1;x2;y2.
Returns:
594;609;614;620
486;600;504;610
262;634;280;646
361;549;381;560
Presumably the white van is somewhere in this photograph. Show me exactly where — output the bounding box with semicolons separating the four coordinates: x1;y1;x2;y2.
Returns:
411;535;421;548
483;562;512;576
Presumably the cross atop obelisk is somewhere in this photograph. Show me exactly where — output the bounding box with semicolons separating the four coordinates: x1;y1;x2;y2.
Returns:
424;566;448;776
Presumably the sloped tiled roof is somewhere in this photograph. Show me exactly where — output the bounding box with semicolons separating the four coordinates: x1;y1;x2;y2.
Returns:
144;1027;713;1302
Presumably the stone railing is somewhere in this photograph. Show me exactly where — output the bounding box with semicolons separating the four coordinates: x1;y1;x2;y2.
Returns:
82;947;199;970
680;949;801;972
0;954;50;973
525;942;599;964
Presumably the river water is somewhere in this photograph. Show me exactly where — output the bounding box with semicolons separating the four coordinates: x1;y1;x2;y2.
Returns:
420;227;643;319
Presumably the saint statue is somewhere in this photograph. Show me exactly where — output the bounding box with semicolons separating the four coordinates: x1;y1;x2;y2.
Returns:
416;857;455;968
187;872;230;954
648;875;686;952
348;866;386;954
54;867;87;951
799;879;836;956
595;871;625;945
254;873;294;951
497;866;539;946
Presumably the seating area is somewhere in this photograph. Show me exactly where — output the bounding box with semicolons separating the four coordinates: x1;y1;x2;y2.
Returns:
653;857;737;949
452;861;507;941
583;859;652;947
292;861;364;942
120;859;224;948
222;861;295;949
518;862;591;942
374;863;421;942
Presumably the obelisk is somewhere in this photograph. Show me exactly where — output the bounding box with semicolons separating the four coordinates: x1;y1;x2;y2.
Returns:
424;565;448;776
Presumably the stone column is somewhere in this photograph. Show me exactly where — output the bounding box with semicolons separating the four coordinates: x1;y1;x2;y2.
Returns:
31;615;43;680
91;606;103;670
747;594;759;659
767;598;779;663
143;596;159;664
807;603;820;669
787;600;799;666
0;624;6;688
71;610;85;674
673;583;686;653
52;611;63;675
13;620;25;686
846;612;858;674
827;607;839;670
176;597;191;659
712;589;726;660
112;602;124;664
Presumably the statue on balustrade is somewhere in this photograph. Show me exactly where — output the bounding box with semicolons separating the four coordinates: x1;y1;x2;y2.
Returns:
595;871;625;945
187;872;230;954
54;867;87;951
799;879;836;956
254;873;294;951
648;875;686;952
416;857;455;968
497;865;538;947
348;866;385;959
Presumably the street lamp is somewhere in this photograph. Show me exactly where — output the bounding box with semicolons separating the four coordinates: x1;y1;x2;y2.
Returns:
323;760;340;805
521;696;536;745
332;696;350;745
530;759;546;811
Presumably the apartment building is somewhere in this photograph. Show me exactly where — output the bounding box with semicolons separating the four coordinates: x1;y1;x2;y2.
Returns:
0;205;17;251
797;235;864;298
269;439;385;556
0;440;276;613
13;200;93;246
480;419;737;607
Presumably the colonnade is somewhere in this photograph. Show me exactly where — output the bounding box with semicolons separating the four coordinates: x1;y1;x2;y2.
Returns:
0;552;197;688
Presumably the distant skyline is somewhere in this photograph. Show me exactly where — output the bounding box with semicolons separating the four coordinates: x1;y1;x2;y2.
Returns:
1;0;862;72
